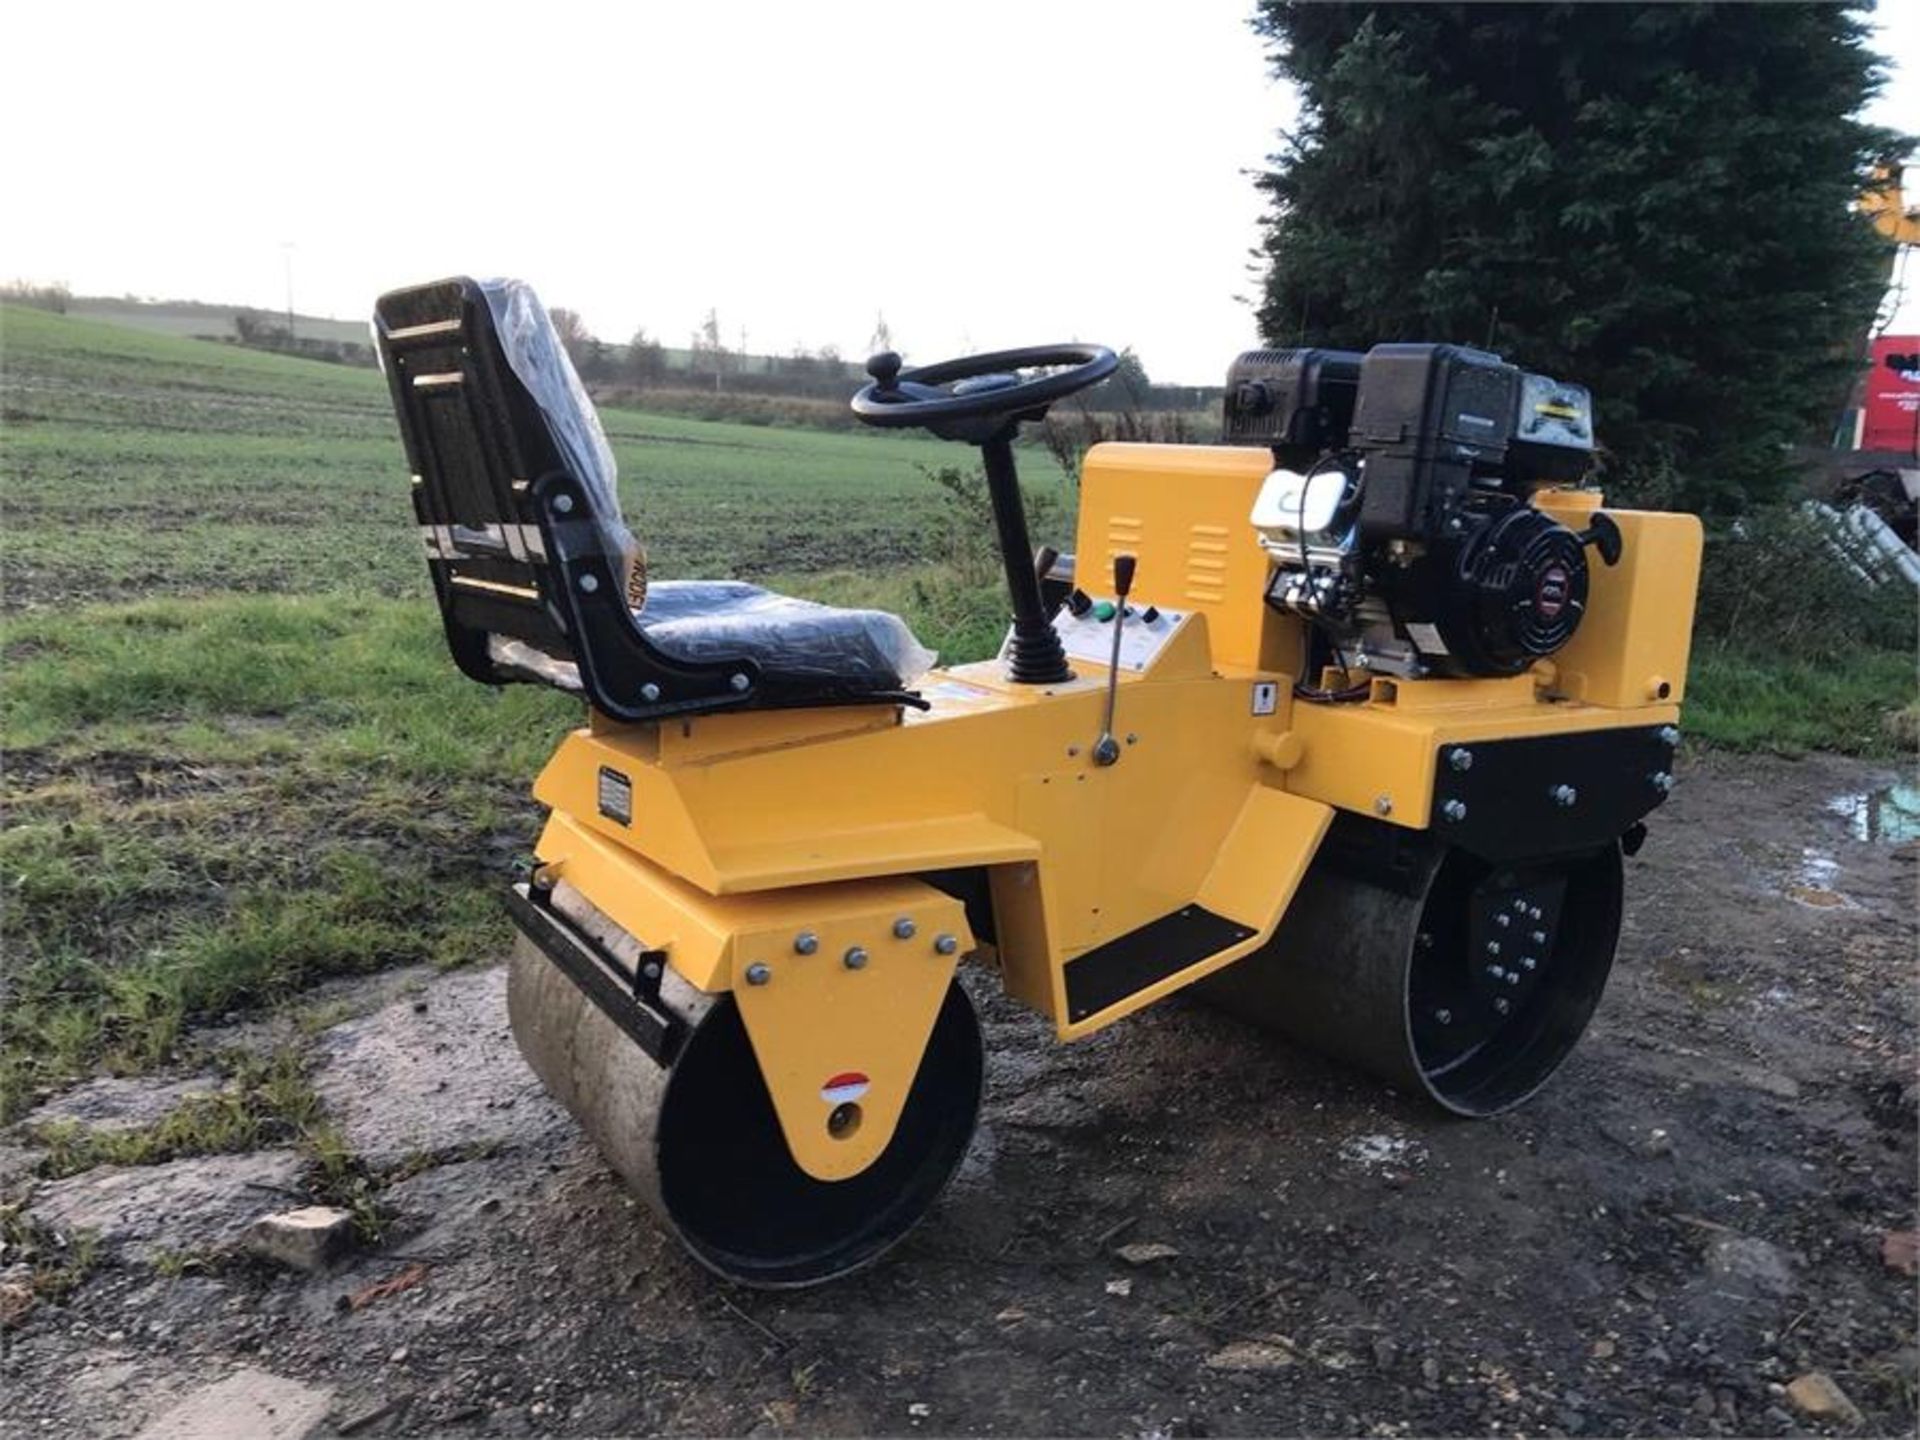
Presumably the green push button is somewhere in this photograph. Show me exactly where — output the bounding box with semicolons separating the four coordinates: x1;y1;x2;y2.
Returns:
1092;601;1117;622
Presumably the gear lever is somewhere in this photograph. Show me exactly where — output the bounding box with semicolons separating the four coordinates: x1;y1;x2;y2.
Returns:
1091;554;1136;766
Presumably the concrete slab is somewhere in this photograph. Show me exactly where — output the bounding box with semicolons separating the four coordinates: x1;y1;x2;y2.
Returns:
29;1150;304;1262
133;1367;333;1440
309;966;567;1171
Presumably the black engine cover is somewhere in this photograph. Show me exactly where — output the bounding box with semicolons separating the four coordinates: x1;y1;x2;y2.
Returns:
1391;507;1590;676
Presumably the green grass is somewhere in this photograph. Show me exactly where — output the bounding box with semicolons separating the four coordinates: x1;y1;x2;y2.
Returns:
1683;643;1915;757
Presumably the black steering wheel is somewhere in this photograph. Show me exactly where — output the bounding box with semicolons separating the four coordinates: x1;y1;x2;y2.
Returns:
852;344;1118;443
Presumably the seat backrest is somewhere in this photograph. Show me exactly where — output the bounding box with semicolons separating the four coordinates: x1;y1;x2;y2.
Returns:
373;276;755;719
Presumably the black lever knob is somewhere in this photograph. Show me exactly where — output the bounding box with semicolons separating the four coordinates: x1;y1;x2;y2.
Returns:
1576;512;1623;566
1113;553;1137;599
866;351;903;393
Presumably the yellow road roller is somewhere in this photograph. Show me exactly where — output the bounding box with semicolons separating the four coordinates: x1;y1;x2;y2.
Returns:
373;277;1701;1286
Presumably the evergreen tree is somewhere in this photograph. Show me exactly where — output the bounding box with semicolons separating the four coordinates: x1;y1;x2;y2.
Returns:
1252;3;1906;511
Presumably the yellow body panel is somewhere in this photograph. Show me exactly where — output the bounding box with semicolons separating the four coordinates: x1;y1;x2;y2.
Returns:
1532;498;1704;709
533;810;971;1177
1074;443;1291;670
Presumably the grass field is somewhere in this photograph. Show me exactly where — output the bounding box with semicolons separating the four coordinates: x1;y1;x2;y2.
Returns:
0;301;1910;1124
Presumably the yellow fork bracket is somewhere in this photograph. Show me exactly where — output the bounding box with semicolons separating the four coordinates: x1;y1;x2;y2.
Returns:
729;882;971;1181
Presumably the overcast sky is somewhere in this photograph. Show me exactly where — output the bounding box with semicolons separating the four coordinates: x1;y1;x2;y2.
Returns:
4;2;1914;384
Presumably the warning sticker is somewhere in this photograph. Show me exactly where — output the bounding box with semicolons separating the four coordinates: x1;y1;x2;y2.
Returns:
597;766;633;825
1251;681;1279;716
820;1072;871;1104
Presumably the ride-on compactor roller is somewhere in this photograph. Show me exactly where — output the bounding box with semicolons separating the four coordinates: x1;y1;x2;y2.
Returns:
374;278;1702;1286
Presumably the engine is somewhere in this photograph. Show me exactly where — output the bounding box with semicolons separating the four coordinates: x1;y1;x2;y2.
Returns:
1228;343;1617;680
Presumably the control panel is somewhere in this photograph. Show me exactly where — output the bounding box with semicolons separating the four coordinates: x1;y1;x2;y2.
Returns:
1001;598;1191;674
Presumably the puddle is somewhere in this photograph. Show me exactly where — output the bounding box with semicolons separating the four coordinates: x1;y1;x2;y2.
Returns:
1785;847;1854;908
1827;782;1920;845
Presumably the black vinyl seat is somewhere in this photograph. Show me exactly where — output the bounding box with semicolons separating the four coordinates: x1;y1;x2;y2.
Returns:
636;582;927;690
373;277;932;721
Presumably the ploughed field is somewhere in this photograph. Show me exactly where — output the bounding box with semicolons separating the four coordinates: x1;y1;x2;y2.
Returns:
0;305;1914;1437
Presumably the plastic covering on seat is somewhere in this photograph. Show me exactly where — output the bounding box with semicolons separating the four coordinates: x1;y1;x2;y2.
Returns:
478;278;643;599
638;582;934;689
486;584;935;696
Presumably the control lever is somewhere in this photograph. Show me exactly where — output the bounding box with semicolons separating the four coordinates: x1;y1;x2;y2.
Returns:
1091;554;1136;766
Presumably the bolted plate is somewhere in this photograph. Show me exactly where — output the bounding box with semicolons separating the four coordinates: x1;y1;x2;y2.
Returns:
731;884;969;1181
1429;725;1675;863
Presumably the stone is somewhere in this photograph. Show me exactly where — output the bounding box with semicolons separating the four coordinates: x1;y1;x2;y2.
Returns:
1879;1229;1918;1277
1705;1234;1796;1298
309;967;568;1170
1115;1241;1180;1266
1205;1340;1296;1373
133;1367;334;1440
1785;1372;1863;1427
30;1150;304;1262
246;1206;353;1273
0;1279;35;1329
1105;1277;1133;1297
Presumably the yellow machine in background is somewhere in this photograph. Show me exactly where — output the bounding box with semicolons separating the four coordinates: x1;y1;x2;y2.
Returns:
375;280;1701;1286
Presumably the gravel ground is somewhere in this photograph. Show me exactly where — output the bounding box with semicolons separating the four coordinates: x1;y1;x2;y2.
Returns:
1;749;1913;1438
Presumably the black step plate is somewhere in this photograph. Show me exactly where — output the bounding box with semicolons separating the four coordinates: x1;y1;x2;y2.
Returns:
1064;905;1257;1023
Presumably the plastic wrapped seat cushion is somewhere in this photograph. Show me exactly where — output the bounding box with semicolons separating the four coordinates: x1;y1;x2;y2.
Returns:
638;582;934;690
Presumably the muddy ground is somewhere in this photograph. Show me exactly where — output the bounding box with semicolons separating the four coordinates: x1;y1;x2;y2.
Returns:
2;749;1914;1438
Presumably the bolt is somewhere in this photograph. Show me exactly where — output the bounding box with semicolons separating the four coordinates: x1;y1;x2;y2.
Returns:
553;493;575;514
577;573;600;594
1416;931;1434;949
1658;726;1681;747
1531;929;1547;945
1550;783;1578;808
1512;900;1528;914
1528;906;1543;921
1441;798;1468;822
1374;795;1393;816
1495;912;1511;929
1651;770;1675;793
729;673;750;693
1066;745;1080;757
1487;965;1507;981
793;932;819;956
1435;1008;1453;1025
892;917;917;940
1505;971;1520;986
640;682;661;703
1493;997;1511;1015
1486;941;1502;957
642;960;662;981
1126;733;1139;746
1448;747;1474;772
933;933;960;956
745;962;771;986
1521;956;1537;971
843;946;869;971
